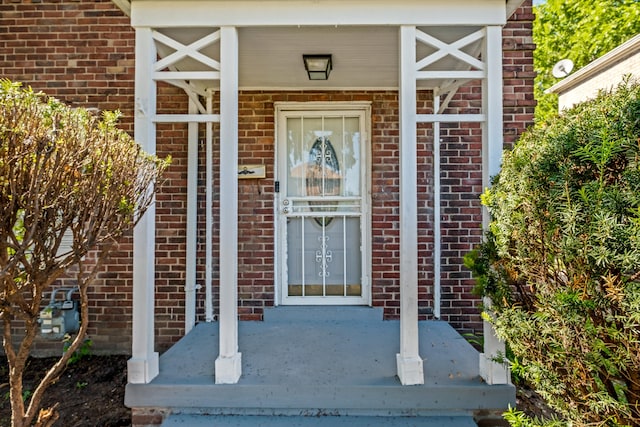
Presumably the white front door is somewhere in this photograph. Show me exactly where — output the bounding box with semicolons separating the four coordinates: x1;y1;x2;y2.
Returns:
276;103;370;305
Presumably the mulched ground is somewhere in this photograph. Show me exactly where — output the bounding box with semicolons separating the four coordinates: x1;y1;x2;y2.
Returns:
0;355;130;427
516;386;559;421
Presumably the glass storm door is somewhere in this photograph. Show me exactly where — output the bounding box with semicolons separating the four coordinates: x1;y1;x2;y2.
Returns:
276;107;369;305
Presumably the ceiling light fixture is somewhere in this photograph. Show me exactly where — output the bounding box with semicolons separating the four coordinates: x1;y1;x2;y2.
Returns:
303;54;332;80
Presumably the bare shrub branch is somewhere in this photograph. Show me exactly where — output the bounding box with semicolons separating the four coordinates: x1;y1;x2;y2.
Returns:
0;79;168;427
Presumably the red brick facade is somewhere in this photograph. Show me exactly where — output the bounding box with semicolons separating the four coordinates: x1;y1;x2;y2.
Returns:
0;0;535;355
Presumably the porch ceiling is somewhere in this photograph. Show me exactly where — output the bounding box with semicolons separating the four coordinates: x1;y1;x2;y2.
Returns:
239;26;400;90
156;25;486;91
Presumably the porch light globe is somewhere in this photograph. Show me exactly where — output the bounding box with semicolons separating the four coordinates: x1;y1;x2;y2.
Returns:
303;54;332;80
308;71;329;80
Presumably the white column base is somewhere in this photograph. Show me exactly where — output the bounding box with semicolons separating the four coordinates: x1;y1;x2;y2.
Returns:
396;353;424;385
215;352;242;384
479;353;511;385
127;353;159;384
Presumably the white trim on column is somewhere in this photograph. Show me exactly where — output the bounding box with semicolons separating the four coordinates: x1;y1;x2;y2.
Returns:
205;92;214;323
482;26;504;190
479;25;510;385
215;26;242;385
128;27;159;384
432;95;442;320
184;100;198;334
396;25;424;386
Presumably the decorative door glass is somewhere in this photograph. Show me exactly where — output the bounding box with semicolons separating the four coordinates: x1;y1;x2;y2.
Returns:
279;112;365;303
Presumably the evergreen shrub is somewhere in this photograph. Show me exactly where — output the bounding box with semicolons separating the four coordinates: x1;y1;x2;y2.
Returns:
466;79;640;426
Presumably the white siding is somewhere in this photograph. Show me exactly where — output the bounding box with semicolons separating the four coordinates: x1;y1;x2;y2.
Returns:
559;52;640;111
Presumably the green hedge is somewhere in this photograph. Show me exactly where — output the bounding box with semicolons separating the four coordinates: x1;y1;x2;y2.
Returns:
467;79;640;426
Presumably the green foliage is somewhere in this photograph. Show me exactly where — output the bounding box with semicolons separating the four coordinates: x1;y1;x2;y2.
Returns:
471;80;640;426
0;79;169;426
0;79;170;277
533;0;640;122
503;408;566;427
62;337;92;366
461;332;486;355
3;389;34;404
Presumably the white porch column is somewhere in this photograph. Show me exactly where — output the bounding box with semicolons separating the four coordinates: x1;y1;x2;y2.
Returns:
396;25;424;386
479;25;510;385
184;100;198;334
432;94;442;320
205;92;214;323
128;27;159;384
215;26;242;384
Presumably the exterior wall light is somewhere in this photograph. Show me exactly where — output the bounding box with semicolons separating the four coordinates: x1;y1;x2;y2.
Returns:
303;54;332;80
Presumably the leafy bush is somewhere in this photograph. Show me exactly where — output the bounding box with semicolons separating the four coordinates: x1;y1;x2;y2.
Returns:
0;80;169;427
468;79;640;426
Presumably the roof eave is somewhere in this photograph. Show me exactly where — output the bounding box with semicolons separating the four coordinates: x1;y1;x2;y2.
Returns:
547;33;640;95
506;0;526;19
114;0;525;21
112;0;131;17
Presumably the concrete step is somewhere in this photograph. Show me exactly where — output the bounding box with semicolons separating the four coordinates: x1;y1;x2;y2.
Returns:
161;414;478;426
127;311;514;426
127;381;513;416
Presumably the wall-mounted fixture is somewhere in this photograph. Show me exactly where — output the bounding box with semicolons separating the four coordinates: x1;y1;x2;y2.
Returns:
303;54;332;80
238;164;266;179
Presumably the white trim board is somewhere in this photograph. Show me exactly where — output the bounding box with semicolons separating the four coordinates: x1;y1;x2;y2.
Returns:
131;0;509;28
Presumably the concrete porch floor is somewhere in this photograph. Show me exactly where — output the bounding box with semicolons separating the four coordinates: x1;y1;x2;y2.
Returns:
125;307;514;425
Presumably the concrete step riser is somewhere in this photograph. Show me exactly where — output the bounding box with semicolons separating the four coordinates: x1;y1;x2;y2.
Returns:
161;414;479;427
127;382;514;414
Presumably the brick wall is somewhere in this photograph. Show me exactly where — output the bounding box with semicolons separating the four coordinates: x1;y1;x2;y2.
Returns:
0;0;535;355
0;0;136;131
0;0;136;355
503;0;537;146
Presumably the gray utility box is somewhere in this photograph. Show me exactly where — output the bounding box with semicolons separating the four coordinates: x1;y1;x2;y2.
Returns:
39;287;80;340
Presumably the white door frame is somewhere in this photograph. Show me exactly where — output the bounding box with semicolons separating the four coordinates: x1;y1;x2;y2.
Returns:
274;102;372;306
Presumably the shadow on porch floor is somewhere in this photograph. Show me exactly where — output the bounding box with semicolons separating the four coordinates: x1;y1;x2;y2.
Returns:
125;306;514;425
